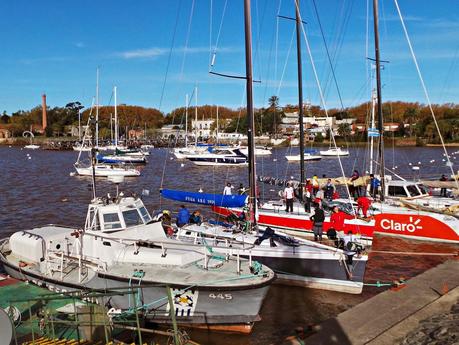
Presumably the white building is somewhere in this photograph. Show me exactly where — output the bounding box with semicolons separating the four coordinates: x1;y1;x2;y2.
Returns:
158;124;187;139
191;119;215;139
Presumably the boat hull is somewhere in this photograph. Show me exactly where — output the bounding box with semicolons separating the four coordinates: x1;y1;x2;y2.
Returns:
0;258;270;330
212;205;459;244
75;166;140;177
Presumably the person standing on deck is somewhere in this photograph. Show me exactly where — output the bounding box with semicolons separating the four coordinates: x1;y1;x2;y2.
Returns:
440;174;448;197
223;182;233;195
350;169;360;198
324;179;335;201
312;175;320;196
304;179;313;213
369;174;381;199
310;204;325;242
284;182;295;213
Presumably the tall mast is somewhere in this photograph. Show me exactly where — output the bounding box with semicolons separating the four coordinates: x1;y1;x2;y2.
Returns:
195;85;198;146
244;0;257;227
373;0;385;200
369;88;376;174
185;94;189;147
295;0;305;200
114;86;118;148
216;105;219;145
96;67;99;148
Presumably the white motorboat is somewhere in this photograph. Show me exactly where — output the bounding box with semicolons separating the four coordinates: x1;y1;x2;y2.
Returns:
24;144;40;150
320;148;350;156
186;148;248;166
285;152;322;161
0;195;274;333
74;163;141;177
239;146;272;156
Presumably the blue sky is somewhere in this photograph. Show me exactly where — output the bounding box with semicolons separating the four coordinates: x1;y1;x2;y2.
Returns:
0;0;458;115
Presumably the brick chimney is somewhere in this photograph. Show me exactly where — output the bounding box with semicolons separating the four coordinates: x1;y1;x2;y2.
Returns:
42;94;47;131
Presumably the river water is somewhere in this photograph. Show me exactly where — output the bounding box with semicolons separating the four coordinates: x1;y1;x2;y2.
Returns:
0;145;458;344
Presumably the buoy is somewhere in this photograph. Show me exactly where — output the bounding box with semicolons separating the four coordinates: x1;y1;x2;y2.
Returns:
61;198;68;202
273;158;277;162
69;172;76;176
28;157;31;160
412;166;420;171
180;163;184;167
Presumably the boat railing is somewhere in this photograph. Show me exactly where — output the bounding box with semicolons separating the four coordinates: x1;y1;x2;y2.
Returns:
83;231;255;274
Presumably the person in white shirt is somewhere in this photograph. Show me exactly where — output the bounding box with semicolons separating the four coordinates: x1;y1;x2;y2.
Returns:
223;183;233;195
284;183;295;213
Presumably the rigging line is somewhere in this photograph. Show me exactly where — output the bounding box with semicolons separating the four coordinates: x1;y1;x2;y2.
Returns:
209;0;213;67
311;0;345;111
439;43;459;104
276;25;296;98
158;0;183;112
322;0;354;102
295;0;355;213
394;0;458;190
275;0;283;81
210;0;228;70
180;0;196;79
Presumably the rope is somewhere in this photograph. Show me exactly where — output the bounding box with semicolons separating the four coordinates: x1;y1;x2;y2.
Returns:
370;250;457;257
394;0;459;191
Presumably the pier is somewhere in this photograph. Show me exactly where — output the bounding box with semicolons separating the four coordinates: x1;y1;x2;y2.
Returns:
303;259;459;345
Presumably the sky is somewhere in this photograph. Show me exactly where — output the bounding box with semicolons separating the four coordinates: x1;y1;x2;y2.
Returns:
0;0;458;115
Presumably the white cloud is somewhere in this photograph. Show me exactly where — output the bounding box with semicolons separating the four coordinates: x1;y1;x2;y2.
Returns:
116;46;235;60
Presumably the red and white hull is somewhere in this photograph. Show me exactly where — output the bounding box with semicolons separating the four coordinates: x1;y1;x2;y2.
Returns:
212;201;459;244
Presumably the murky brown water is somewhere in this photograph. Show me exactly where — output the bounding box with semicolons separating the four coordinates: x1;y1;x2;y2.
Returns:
0;145;458;344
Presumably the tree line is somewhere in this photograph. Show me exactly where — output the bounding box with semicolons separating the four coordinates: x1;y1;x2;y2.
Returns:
1;99;458;143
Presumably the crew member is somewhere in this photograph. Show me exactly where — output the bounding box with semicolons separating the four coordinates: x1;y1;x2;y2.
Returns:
310;205;325;242
284;182;295;213
176;205;190;227
357;195;372;218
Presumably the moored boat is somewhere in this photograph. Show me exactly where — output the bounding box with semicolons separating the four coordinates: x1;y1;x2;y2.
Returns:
0;195;274;333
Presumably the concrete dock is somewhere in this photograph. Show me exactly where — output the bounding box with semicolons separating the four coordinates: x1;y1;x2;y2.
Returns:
304;259;459;345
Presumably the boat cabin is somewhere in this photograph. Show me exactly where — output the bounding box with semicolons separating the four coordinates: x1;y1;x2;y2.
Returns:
84;196;153;232
384;180;430;199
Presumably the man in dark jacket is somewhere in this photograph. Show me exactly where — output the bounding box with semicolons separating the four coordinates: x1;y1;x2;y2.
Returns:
310;205;325;241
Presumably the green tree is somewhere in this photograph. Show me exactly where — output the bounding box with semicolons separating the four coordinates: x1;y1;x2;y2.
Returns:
337;123;351;138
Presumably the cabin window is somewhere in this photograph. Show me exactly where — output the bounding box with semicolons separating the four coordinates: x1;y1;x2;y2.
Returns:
139;206;152;223
388;186;407;197
103;213;122;230
123;209;143;227
418;184;428;195
406;185;421;197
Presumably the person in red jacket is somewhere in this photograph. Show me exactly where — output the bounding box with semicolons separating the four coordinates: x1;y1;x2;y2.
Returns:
357;195;372;218
330;206;346;232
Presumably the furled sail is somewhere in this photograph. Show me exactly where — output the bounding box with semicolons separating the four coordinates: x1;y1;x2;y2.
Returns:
161;189;247;207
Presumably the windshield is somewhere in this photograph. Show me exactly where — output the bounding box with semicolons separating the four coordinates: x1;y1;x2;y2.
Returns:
417;184;429;195
123;209;143;227
406;185;421;197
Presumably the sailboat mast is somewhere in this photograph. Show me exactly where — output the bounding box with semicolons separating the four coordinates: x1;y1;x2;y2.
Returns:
295;0;305;200
114;86;118;148
216;105;219;145
96;67;99;148
244;0;257;227
373;0;385;200
185;94;189;147
369;89;376;175
195;85;198;146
